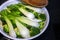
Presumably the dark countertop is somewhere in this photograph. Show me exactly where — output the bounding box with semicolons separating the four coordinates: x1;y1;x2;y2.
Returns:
0;0;60;40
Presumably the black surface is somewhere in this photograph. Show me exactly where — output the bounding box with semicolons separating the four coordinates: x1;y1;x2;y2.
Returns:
0;0;60;40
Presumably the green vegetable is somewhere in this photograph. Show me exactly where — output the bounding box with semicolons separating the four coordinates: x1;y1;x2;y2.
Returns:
14;28;22;38
24;6;40;17
4;16;16;37
3;24;9;33
24;6;46;21
39;21;45;29
7;4;23;16
7;4;19;11
18;21;31;30
7;3;46;21
1;10;17;37
39;14;46;21
19;8;35;19
30;27;40;36
25;8;34;13
33;12;39;18
15;19;30;38
0;3;46;38
17;16;39;27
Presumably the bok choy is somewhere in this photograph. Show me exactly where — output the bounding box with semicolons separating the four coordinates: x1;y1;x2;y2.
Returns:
19;8;35;19
0;3;46;38
15;19;30;38
16;16;39;27
4;16;16;37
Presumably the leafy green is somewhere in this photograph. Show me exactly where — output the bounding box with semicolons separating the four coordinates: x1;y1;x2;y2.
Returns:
0;9;8;15
39;21;45;29
30;27;40;36
39;14;46;21
3;24;9;33
7;4;19;11
0;3;46;38
33;12;39;18
24;7;34;13
3;13;16;37
7;4;25;16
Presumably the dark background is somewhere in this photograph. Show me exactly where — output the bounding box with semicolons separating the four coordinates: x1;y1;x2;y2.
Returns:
0;0;60;40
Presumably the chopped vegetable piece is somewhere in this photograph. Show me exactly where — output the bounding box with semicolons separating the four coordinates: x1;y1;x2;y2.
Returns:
17;16;39;27
19;8;35;19
4;15;16;37
15;19;30;38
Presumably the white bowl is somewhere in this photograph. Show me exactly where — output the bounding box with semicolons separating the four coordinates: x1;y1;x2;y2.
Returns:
0;0;49;40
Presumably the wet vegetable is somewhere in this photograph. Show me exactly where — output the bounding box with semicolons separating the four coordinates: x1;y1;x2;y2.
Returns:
0;3;46;38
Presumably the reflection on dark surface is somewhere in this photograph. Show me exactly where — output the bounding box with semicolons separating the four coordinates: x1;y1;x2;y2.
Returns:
0;0;60;40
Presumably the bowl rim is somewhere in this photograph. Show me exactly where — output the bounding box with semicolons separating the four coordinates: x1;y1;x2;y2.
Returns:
0;0;50;40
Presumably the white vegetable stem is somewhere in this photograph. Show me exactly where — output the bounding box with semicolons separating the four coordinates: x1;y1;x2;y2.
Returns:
15;19;30;38
25;6;43;13
19;8;35;19
29;18;42;22
4;16;16;37
17;16;39;27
